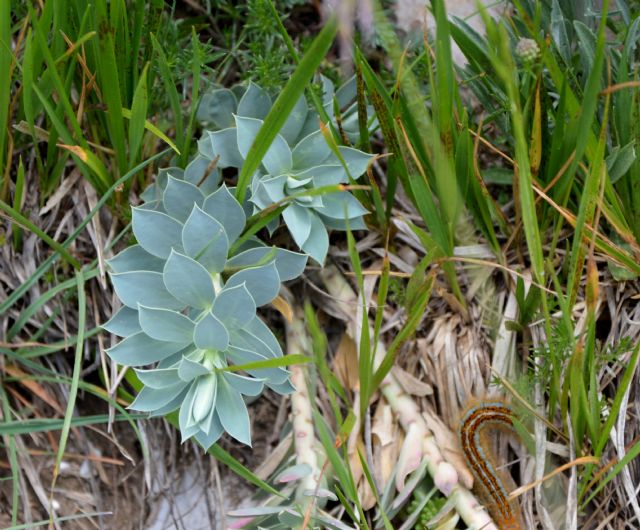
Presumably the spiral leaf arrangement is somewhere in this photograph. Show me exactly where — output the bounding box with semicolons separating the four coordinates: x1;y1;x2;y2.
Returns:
197;78;375;263
104;171;307;448
104;77;371;449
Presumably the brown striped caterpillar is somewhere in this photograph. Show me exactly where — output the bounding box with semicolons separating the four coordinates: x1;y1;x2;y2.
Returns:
459;400;523;530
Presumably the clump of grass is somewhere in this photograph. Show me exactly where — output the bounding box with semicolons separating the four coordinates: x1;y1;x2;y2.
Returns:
2;0;640;528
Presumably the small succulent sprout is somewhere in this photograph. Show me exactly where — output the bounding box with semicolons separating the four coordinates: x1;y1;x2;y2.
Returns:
104;172;307;448
197;80;374;263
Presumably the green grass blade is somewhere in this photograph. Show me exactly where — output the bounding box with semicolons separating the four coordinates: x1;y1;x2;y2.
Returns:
0;383;19;525
179;28;203;167
0;0;10;194
151;34;184;156
121;108;180;154
357;48;410;213
265;0;333;125
346;221;373;421
208;444;284;498
11;157;25;250
30;82;111;193
304;300;344;421
94;0;127;175
371;272;433;392
564;4;610;305
582;437;640;508
128;62;150;166
0;414;140;436
0;148;170;315
235;16;338;203
356;448;394;530
0;199;81;269
220;354;311;372
312;409;359;502
7;268;100;341
373;256;390;352
481;10;545;283
48;270;87;526
595;342;640;456
230;206;286;255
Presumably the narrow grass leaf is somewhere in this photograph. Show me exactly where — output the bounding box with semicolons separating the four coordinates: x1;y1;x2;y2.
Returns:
0;414;140;435
346;220;372;421
0;149;170;315
357;448;394;530
94;1;127;174
11;157;25;249
121;108;180;154
0;199;81;269
128;62;150;165
220;354;311;372
0;383;19;525
48;271;86;526
0;0;10;189
151;34;184;153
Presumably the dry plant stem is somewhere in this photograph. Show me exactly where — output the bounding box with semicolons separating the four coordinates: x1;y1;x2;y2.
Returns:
319;265;498;530
285;306;321;500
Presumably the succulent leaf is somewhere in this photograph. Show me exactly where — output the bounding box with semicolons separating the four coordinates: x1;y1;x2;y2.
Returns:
111;271;184;310
195;79;373;263
163;250;216;309
292;130;332;168
179;383;200;437
204;129;244;168
245;317;285;357
182;205;229;273
224;261;281;306
132;207;183;259
192;374;218;423
216;376;252;445
237;82;271;120
202;185;246;244
197;87;238;128
226;247;307;281
315;191;369;220
227;346;289;384
279;95;308;145
106;245;165;273
104;82;317;449
138;305;195;343
102;306;141;337
194;412;225;449
135;367;181;389
211;283;256;329
223;372;264;396
333;146;375;177
282;204;312;248
106;332;186;366
130;382;189;412
300;212;329;265
163;176;205;222
194;311;230;351
178;357;212;382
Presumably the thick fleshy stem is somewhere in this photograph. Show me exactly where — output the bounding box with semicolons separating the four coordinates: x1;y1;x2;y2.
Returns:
285;305;322;502
319;265;498;530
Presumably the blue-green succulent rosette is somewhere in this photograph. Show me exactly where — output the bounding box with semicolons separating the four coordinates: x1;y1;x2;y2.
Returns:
196;80;376;264
103;172;307;449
